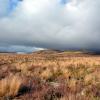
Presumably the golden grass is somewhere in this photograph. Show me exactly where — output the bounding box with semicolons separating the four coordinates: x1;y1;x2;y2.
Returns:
0;52;100;99
0;74;22;97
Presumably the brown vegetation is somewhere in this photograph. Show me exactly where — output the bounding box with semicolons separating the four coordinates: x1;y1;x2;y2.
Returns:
0;50;100;100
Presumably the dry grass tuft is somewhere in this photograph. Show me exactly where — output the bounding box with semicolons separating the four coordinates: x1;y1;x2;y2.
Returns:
0;74;22;98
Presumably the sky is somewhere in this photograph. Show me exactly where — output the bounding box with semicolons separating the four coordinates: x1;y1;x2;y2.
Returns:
0;0;100;52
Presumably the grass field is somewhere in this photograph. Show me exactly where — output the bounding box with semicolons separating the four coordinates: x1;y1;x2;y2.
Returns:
0;50;100;100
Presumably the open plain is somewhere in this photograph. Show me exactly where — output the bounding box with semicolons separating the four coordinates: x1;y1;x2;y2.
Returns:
0;50;100;100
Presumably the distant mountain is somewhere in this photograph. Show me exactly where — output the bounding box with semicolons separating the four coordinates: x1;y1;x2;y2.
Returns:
32;49;63;55
31;49;100;57
0;51;17;55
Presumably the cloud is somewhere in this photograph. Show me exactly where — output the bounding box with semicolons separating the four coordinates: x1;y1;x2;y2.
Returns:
0;0;100;52
0;45;44;52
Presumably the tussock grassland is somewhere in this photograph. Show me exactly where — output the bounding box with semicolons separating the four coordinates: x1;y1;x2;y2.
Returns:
0;74;22;98
0;51;100;100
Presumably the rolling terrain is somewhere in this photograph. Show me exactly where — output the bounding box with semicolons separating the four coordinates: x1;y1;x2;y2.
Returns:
0;50;100;100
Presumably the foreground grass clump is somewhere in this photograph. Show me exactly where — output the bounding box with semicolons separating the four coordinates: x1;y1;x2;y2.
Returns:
0;74;22;98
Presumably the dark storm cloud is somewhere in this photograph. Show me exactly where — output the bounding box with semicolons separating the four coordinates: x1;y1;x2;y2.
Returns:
0;0;100;52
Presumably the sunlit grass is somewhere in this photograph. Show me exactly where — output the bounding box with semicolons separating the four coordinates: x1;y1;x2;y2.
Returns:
0;52;100;99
